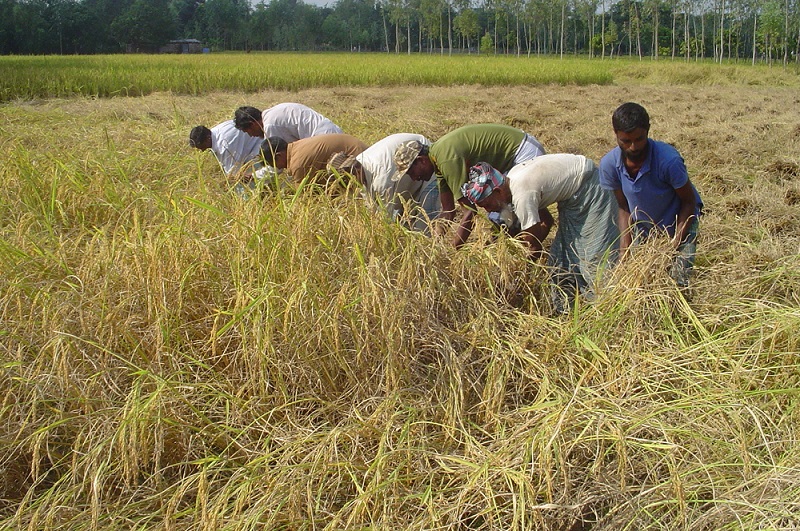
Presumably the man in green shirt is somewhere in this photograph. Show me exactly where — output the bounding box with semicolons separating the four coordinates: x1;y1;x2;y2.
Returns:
393;124;545;247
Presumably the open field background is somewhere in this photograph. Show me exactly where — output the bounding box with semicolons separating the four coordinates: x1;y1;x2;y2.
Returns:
2;53;799;101
1;55;800;529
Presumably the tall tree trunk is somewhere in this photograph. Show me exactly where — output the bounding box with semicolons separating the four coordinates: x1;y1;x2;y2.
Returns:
685;0;690;61
527;21;532;56
494;11;498;53
727;17;732;60
560;0;565;58
635;3;642;58
601;0;606;58
672;1;677;58
395;21;400;53
752;12;757;65
628;18;633;56
440;12;444;54
447;1;453;55
700;10;705;58
783;0;789;66
796;20;800;63
383;8;390;53
719;0;724;63
652;1;659;59
573;8;578;55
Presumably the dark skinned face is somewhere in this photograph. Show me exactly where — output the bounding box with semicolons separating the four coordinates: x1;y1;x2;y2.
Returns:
192;136;212;151
407;156;435;182
476;188;506;213
615;127;649;163
243;121;264;138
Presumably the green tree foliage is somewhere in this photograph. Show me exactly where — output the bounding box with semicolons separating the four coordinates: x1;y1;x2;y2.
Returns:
111;0;176;51
171;0;202;37
0;0;14;52
758;0;785;62
454;7;479;50
480;31;493;53
321;0;383;51
0;0;798;61
201;0;249;49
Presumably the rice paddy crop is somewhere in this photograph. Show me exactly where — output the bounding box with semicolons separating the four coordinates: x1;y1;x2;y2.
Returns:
2;53;799;102
0;59;799;529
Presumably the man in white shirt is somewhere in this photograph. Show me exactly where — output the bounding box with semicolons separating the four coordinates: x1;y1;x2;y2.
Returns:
233;103;343;142
189;120;263;178
327;133;441;234
461;155;619;312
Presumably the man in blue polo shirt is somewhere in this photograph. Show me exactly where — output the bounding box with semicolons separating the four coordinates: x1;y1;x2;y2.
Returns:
599;102;703;287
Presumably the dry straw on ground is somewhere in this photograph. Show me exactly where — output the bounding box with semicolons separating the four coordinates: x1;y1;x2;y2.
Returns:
1;82;799;529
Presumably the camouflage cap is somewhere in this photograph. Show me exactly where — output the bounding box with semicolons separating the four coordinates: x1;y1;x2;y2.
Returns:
391;140;424;182
326;151;359;173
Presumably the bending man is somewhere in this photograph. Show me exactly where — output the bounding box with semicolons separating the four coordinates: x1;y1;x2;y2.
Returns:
233;103;343;142
261;134;367;185
392;123;545;247
327;133;441;234
188;120;263;178
462;155;619;312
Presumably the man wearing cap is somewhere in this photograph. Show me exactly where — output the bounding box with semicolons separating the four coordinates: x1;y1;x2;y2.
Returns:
188;120;263;178
261;134;367;185
462;155;619;312
393;123;545;247
327;133;441;234
234;103;343;142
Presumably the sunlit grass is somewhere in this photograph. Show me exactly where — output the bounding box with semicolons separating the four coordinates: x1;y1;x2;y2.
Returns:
2;53;799;101
1;76;799;529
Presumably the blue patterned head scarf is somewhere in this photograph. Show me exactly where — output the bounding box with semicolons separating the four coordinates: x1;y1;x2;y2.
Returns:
461;162;505;203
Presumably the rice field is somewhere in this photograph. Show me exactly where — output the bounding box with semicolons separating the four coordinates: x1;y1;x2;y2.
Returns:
2;52;799;102
1;55;799;529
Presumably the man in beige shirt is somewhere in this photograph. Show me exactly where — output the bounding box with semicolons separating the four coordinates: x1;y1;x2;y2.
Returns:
261;134;367;184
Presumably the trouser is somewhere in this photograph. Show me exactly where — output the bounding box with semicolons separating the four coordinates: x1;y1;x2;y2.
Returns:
549;166;620;313
410;178;442;234
513;133;547;164
669;220;699;288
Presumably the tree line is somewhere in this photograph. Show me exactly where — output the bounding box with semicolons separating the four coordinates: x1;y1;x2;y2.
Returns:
2;0;798;64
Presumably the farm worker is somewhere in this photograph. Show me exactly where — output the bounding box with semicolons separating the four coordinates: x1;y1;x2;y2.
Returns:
392;123;545;247
260;134;367;185
599;102;703;288
326;133;441;234
233;103;343;142
463;157;619;312
188;120;262;178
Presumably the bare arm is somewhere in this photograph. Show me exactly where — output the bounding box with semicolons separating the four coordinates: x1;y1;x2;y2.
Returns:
672;182;698;248
613;189;633;254
517;208;554;260
453;200;476;248
439;184;456;222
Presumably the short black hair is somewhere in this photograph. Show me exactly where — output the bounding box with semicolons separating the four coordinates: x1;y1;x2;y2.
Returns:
189;125;211;147
260;136;289;163
234;106;262;130
612;102;650;133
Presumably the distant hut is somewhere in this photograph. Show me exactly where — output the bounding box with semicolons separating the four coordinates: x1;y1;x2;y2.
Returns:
160;39;204;54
